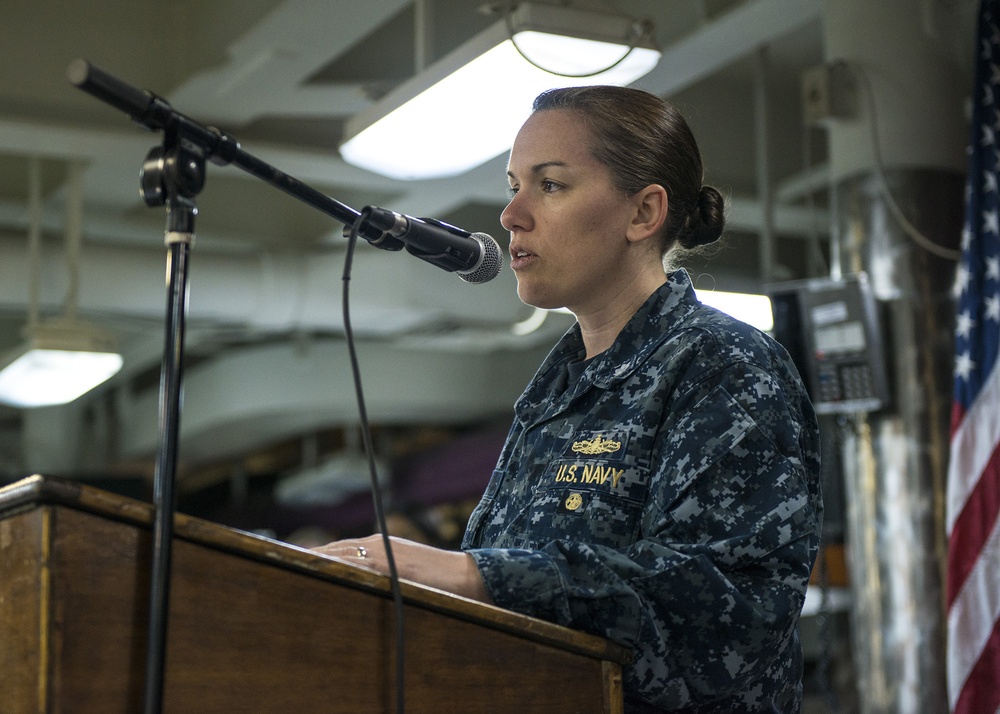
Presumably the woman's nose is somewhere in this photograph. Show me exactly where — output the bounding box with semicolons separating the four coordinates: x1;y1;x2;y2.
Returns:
501;193;529;233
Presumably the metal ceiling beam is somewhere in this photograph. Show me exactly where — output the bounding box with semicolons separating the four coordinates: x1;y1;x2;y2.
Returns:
637;0;823;97
167;0;411;122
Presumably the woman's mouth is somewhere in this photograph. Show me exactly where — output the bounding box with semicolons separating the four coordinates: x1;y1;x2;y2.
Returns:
510;249;533;270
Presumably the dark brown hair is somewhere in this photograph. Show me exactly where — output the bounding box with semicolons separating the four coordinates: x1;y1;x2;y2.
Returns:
532;86;725;258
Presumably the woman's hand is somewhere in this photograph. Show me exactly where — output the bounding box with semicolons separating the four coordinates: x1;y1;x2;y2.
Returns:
312;534;493;605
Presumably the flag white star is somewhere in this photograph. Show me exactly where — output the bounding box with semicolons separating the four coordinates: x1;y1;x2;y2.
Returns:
986;293;1000;321
987;255;1000;281
984;207;1000;235
955;351;976;381
955;263;972;297
982;122;996;147
985;170;999;194
956;310;976;339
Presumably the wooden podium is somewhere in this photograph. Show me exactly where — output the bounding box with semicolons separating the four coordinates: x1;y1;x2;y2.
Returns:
0;475;626;713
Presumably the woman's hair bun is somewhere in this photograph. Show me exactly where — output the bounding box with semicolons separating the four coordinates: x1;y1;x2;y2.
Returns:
678;186;726;249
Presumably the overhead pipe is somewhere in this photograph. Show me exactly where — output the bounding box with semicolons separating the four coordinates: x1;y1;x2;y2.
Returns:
754;46;775;283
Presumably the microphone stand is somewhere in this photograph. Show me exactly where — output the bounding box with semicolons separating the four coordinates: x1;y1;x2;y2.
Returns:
66;59;403;714
139;127;197;714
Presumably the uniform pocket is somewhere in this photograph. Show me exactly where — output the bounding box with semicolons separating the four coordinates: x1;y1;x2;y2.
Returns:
520;477;645;549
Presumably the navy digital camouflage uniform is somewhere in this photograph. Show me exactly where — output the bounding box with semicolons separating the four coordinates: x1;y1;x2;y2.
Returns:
462;269;823;712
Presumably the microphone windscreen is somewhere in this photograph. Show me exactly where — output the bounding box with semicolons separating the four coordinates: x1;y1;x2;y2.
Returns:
459;233;503;284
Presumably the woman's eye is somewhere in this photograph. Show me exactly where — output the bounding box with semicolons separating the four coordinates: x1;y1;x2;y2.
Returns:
507;186;519;197
541;180;557;192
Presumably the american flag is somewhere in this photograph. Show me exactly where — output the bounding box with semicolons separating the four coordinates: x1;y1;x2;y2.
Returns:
947;1;1000;712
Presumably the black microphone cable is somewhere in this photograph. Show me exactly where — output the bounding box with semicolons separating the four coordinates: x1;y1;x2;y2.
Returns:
343;215;407;714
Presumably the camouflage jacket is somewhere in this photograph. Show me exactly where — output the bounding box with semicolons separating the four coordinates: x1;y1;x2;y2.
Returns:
462;270;823;712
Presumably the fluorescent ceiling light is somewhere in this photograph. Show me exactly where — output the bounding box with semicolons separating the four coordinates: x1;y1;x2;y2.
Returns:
539;288;774;334
340;3;661;180
695;289;774;332
0;319;123;408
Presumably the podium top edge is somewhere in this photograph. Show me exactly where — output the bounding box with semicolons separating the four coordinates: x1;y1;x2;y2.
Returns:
0;474;630;665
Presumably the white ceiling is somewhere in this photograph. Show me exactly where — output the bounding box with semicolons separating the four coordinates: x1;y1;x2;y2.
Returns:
0;0;978;490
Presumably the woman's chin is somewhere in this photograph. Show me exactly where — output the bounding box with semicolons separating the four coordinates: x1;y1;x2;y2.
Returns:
516;287;562;312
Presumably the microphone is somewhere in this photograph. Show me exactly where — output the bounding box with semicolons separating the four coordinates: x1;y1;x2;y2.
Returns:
357;206;503;284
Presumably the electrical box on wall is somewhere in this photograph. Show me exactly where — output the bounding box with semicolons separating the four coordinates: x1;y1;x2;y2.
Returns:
768;273;890;414
801;60;856;125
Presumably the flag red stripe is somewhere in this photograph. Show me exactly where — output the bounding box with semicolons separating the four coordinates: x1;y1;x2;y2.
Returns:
947;441;1000;609
950;401;966;437
953;615;1000;714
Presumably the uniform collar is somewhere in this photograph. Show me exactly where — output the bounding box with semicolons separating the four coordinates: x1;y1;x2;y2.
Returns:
586;269;699;388
514;269;700;419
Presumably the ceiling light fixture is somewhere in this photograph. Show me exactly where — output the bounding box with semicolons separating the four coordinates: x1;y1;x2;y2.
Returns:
0;318;124;408
339;2;661;180
0;159;123;409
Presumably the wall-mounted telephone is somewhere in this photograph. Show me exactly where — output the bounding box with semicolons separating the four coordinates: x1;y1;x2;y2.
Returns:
768;273;890;414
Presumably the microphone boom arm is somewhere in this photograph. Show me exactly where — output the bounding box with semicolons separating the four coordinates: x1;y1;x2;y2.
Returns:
67;58;388;242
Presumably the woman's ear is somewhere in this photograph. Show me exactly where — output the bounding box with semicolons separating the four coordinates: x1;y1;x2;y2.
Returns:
626;184;668;244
